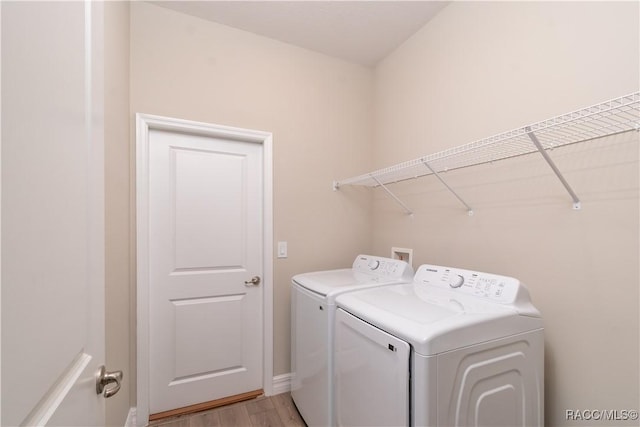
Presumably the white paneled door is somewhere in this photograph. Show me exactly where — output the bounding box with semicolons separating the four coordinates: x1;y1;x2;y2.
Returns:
138;116;271;418
2;1;112;426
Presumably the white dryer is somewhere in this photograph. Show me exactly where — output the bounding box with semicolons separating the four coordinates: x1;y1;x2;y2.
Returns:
334;264;544;427
291;255;414;427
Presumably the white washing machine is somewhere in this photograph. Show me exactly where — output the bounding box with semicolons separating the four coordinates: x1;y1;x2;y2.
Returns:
334;263;544;427
291;255;414;427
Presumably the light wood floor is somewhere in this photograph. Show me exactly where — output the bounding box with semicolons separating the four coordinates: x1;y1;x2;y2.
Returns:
148;393;306;427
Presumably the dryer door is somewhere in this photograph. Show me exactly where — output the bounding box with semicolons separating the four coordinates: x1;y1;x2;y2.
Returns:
335;308;410;427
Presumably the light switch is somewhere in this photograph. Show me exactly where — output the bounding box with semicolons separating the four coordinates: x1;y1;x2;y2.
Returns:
277;241;288;258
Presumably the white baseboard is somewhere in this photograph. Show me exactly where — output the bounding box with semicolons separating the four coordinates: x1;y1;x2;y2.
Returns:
124;407;137;427
271;373;292;395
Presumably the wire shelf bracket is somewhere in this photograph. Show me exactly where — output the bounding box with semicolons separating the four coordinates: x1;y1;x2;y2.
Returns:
525;126;581;210
334;92;640;215
422;160;474;216
371;175;414;216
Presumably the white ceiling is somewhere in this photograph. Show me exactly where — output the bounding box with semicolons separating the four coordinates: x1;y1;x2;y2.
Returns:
150;1;449;67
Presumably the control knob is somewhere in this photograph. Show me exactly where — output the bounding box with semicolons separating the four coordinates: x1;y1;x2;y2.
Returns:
449;274;464;288
368;260;380;270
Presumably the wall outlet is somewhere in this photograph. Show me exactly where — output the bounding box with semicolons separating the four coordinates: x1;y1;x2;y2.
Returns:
391;247;413;268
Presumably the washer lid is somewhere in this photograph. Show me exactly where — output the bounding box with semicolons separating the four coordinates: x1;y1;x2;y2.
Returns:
292;255;414;301
336;282;543;356
292;269;408;301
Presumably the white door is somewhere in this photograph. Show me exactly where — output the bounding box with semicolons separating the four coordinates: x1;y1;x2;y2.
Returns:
1;1;112;426
140;117;267;416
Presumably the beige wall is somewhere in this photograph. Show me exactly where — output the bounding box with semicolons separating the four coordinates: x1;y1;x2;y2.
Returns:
372;2;639;426
129;1;373;390
105;1;131;426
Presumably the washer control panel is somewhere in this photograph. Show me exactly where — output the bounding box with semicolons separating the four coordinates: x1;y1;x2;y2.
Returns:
352;255;414;280
414;264;521;304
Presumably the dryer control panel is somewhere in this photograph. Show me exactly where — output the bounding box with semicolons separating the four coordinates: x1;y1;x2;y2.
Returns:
414;264;523;304
352;255;414;281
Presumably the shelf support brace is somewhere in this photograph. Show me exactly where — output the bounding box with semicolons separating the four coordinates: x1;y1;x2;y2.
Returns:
525;127;581;210
371;175;413;216
422;161;474;216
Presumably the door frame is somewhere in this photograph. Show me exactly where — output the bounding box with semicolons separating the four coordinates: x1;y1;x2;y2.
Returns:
135;113;273;426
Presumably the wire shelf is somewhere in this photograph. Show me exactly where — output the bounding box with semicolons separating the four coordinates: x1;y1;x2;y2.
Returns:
335;92;640;189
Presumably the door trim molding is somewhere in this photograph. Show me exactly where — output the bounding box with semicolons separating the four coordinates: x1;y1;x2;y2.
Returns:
135;113;274;426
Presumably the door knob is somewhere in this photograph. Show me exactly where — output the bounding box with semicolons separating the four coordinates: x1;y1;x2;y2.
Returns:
244;276;261;286
96;365;123;398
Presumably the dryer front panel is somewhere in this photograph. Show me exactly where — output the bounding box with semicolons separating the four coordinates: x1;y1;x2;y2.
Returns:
291;284;330;427
436;329;544;427
334;308;410;427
